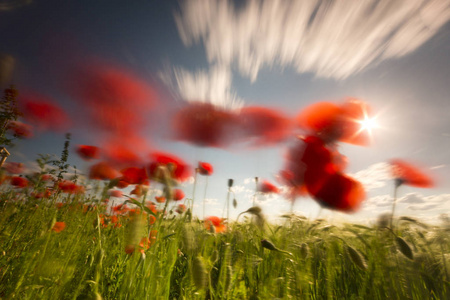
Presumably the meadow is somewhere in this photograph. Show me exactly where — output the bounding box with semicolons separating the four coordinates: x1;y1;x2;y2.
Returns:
0;170;448;299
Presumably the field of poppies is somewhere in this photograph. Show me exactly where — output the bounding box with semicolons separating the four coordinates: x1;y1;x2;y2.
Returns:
0;83;449;300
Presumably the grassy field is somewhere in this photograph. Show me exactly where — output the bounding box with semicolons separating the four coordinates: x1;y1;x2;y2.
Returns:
0;185;448;300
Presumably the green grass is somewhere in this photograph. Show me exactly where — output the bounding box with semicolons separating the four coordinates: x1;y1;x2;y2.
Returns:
0;190;449;300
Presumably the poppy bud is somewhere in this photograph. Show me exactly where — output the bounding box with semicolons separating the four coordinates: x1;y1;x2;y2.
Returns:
228;179;233;188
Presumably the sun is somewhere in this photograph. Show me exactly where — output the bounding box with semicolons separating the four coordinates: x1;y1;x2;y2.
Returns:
359;116;378;131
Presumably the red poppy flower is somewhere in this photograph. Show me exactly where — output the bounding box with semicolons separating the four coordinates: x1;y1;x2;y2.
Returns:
113;180;129;189
89;162;119;180
148;152;191;182
390;159;434;188
172;102;238;147
311;173;365;212
284;136;337;195
296;99;372;146
108;189;123;198
257;180;280;194
4;162;25;174
58;180;84;194
198;162;213;176
112;204;129;214
337;99;371;145
204;216;226;233
70;63;157;134
7;121;33;138
238;106;293;146
130;185;143;196
10;176;28;188
19;93;70;132
173;189;185;201
120;167;148;184
52;221;66;232
155;196;166;203
41;174;53;181
76;145;100;161
175;204;187;214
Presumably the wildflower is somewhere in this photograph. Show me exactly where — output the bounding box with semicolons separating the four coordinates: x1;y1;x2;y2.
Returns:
155;196;166;203
390;159;434;188
89;161;119;180
58;180;84;194
116;180;129;189
172;102;238;148
237;106;292;146
198;162;213;176
41;174;53;181
131;185;143;196
4;162;24;174
204;216;226;233
311;173;365;212
7;121;33;138
10;176;28;188
257;180;280;194
175;204;187;214
108;189;123;198
296;98;372;146
148;152;191;182
112;204;129;214
52;222;66;232
173;189;185;201
76;145;100;160
19;93;70;131
120;167;148;184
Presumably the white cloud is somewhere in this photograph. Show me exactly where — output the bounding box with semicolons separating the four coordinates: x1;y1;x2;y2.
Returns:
175;0;450;81
352;162;392;191
399;193;425;204
159;65;243;109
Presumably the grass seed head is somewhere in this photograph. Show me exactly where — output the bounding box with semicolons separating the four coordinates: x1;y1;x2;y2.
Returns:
396;237;414;260
346;245;367;270
192;256;208;290
300;243;309;259
261;239;278;251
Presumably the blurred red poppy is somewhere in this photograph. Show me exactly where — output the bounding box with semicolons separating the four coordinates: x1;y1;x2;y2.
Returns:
173;189;185;201
52;221;66;233
311;173;365;212
172;102;238;147
296;98;372;146
155;196;166;203
175;204;187;214
76;145;100;161
258;180;280;194
7;121;33;138
284;136;337;195
116;180;129;189
4;162;25;174
148;152;191;182
58;180;84;194
10;176;28;188
131;185;144;196
390;159;434;188
238;106;293;146
120;167;148;184
19;93;70;132
108;189;123;198
204;216;226;233
198;162;213;176
89;162;119;180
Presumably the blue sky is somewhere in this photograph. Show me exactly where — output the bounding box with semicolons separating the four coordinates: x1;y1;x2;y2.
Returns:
1;0;450;224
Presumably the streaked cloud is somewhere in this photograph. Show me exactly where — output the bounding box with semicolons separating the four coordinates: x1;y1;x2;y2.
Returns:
176;0;450;81
159;65;243;109
352;162;391;191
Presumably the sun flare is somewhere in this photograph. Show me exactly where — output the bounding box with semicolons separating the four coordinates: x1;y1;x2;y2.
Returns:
358;116;378;131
